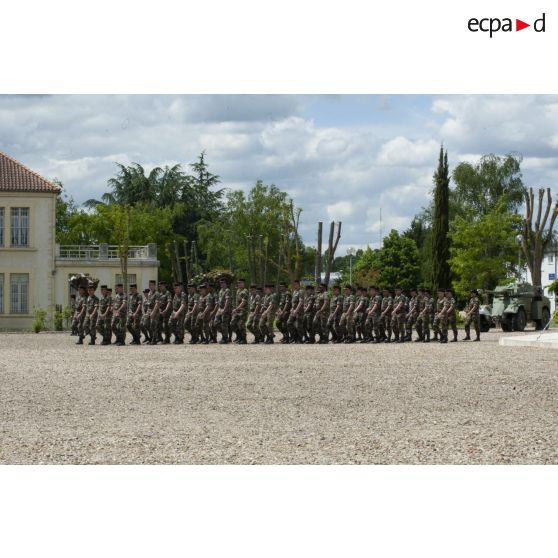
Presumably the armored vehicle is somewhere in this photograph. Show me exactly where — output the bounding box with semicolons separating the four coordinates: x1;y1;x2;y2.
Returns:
483;282;551;332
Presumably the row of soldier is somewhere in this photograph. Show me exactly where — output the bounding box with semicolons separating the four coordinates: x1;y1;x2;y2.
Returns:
71;278;482;345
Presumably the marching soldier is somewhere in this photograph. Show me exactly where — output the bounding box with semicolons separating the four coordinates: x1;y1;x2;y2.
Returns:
287;279;305;343
416;288;433;343
74;285;87;345
303;284;316;343
365;285;382;343
259;284;278;344
354;286;368;342
246;285;263;343
207;283;219;343
445;289;458;342
111;283;127;346
157;281;172;344
230;279;249;344
327;284;343;343
432;288;449;343
379;287;394;342
127;284;142;345
83;283;99;345
215;278;232;344
313;283;330;344
391;286;407;343
276;282;292;344
96;285;111;345
463;289;481;341
197;284;215;344
184;283;201;344
339;285;356;343
70;294;78;335
169;282;187;344
405;288;419;341
140;288;152;343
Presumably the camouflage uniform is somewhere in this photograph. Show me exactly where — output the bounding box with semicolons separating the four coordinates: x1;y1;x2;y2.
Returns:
416;294;433;342
169;290;188;343
446;295;458;341
463;294;481;340
83;293;99;343
312;289;330;342
70;298;78;335
380;294;393;341
139;292;152;342
365;293;382;341
246;290;263;342
73;293;86;341
111;292;127;344
259;290;278;342
303;289;316;342
184;289;201;343
127;291;142;343
287;287;305;342
339;291;356;342
96;292;113;344
214;287;232;342
142;289;159;343
157;289;172;343
390;292;407;342
354;292;368;340
405;293;419;341
197;291;215;343
276;288;292;342
230;287;249;343
327;291;344;342
432;296;449;342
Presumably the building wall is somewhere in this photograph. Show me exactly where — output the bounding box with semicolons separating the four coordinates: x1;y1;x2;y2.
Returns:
0;192;56;330
524;251;558;313
54;261;159;308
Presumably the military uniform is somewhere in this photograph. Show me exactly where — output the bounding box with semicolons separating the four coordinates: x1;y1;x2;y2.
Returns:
378;293;393;341
287;286;305;342
416;293;433;342
96;290;113;344
197;290;215;343
276;288;292;343
339;291;356;342
70;297;78;335
246;290;262;342
390;291;407;342
83;292;99;344
139;290;152;343
312;288;330;343
354;291;368;341
169;289;188;343
432;295;449;342
405;292;419;341
327;291;343;342
446;294;458;342
184;288;201;343
111;291;127;345
142;289;159;344
365;292;382;342
259;289;278;343
463;292;481;341
157;288;172;343
230;286;249;343
303;289;316;342
73;292;87;342
127;290;142;344
214;286;232;343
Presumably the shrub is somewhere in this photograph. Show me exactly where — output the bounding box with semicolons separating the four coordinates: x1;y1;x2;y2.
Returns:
54;309;65;331
32;308;48;333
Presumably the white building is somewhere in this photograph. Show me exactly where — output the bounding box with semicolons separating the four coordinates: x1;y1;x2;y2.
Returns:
525;245;558;313
0;151;159;330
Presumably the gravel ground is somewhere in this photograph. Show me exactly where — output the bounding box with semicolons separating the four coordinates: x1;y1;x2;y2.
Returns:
1;330;557;464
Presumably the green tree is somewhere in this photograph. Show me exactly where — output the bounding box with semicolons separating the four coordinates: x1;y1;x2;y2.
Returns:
376;230;420;289
451;153;525;219
449;206;521;297
431;146;451;290
54;183;80;243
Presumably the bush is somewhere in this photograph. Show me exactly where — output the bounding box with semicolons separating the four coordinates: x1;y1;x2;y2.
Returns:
32;308;48;333
53;309;64;331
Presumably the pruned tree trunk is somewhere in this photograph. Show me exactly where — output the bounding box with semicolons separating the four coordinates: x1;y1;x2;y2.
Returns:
324;221;342;286
521;187;558;287
174;241;183;283
315;222;323;283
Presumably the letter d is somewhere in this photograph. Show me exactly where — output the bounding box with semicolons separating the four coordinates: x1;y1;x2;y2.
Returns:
534;13;545;32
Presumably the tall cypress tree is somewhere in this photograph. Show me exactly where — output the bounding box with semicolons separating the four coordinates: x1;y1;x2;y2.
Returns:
431;146;451;290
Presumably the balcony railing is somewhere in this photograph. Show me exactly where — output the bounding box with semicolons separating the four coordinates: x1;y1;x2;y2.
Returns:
56;243;157;261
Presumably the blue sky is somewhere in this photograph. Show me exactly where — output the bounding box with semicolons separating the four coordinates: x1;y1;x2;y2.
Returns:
1;95;557;253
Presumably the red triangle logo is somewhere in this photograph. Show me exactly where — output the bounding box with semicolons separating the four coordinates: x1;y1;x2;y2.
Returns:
516;19;530;31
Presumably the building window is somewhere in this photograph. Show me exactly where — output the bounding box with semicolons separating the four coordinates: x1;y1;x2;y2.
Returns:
0;273;4;313
11;208;29;247
10;273;29;314
548;254;554;264
0;208;4;246
115;274;137;287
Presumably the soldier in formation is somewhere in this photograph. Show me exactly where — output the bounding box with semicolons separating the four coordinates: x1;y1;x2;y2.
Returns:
71;280;483;346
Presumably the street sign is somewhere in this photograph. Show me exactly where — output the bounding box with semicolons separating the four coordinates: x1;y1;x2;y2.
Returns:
549;273;556;281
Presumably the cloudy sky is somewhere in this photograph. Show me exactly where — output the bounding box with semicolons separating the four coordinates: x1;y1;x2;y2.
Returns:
1;95;557;252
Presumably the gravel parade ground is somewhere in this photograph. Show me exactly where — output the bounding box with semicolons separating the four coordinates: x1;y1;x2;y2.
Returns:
1;330;557;464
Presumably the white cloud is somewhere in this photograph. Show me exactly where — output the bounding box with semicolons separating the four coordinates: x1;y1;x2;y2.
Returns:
327;201;353;220
376;136;439;166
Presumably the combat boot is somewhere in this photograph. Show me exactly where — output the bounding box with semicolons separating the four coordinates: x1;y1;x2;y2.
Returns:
76;336;84;345
450;332;458;342
423;332;430;343
440;334;448;344
219;336;230;344
89;336;96;346
473;333;480;342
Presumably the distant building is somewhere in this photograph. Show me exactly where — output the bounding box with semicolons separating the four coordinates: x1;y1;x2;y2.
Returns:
0;152;159;330
524;244;558;313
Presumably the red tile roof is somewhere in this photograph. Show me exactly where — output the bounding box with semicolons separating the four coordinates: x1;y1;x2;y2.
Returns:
0;151;61;193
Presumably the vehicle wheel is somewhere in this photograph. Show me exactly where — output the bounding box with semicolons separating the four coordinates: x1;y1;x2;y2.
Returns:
535;307;551;330
513;307;527;331
480;317;490;332
501;321;512;332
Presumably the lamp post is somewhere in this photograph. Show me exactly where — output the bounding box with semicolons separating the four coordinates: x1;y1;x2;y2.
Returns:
347;247;356;285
